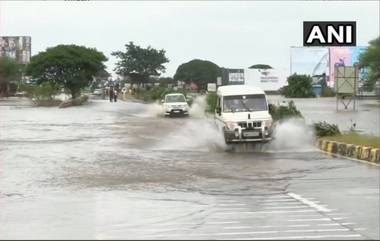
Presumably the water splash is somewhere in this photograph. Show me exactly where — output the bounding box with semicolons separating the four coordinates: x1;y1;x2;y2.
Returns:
153;119;227;152
268;118;316;152
189;96;208;118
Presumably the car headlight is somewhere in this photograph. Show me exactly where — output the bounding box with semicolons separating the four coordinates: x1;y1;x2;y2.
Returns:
225;121;238;130
264;119;273;128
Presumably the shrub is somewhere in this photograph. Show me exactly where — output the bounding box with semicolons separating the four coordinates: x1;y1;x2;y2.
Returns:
134;86;193;104
19;82;61;106
269;100;303;121
206;92;217;113
321;87;336;97
313;121;340;137
282;74;315;98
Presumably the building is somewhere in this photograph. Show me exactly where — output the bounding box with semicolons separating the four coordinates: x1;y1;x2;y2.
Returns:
0;36;31;64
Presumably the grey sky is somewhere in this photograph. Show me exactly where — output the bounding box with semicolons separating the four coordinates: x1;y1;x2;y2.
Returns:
0;1;378;78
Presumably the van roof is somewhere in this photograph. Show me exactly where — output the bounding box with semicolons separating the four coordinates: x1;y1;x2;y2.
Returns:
217;85;265;96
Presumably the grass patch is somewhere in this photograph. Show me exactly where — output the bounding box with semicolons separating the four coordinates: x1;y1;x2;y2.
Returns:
321;132;380;148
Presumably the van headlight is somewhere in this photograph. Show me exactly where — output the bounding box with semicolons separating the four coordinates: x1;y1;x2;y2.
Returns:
264;119;273;128
225;121;238;130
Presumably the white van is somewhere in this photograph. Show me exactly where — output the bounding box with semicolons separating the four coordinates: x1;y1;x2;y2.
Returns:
214;85;273;143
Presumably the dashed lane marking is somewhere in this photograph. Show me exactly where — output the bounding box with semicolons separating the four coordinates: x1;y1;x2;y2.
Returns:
287;193;331;212
227;234;362;240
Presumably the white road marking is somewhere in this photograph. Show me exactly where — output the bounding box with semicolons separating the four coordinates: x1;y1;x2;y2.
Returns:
228;234;362;240
251;195;290;199
341;222;356;225
284;228;350;233
141;228;360;238
206;221;240;224
215;208;249;211
223;226;253;230
217;203;246;206
261;201;320;206
287;192;331;212
287;218;346;222
216;209;315;215
261;199;301;203
264;206;308;209
256;223;356;228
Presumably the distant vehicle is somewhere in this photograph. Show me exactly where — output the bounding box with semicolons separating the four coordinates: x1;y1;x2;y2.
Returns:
215;85;273;144
162;93;189;117
93;88;103;96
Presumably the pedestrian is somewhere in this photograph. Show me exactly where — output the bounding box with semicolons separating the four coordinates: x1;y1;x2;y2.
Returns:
113;89;118;102
109;86;114;102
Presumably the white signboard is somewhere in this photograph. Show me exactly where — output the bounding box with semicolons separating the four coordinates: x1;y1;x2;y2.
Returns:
228;72;244;83
244;68;287;91
217;77;222;86
207;83;217;92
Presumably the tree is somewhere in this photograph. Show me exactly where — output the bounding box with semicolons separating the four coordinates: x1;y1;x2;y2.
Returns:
282;74;315;98
0;57;22;96
359;37;380;91
249;64;272;69
112;42;169;87
26;45;107;99
174;59;221;91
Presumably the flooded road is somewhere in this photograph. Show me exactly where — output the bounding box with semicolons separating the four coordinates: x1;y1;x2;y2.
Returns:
0;97;379;239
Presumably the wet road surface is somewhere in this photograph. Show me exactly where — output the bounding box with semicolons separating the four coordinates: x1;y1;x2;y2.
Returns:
0;97;379;239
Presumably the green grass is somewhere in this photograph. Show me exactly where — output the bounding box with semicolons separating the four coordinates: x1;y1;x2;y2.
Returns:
322;132;380;148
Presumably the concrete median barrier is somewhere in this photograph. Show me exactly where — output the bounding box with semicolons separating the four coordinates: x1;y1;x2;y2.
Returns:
317;139;380;164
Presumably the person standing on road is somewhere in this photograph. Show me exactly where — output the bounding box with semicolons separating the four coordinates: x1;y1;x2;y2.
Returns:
113;88;118;102
109;86;114;102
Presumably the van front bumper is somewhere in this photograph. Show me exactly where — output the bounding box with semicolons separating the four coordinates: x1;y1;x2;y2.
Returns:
224;128;272;143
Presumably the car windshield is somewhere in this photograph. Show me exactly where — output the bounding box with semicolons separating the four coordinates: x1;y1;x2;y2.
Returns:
165;95;186;103
223;94;267;112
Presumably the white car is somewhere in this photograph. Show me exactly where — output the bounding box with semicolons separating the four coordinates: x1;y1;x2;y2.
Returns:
162;93;189;117
214;85;273;143
93;88;103;96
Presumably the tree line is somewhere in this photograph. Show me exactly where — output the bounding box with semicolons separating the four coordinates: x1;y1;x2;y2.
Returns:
0;37;379;99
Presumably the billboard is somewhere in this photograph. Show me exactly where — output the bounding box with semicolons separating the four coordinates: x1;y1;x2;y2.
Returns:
290;46;367;88
228;72;245;84
244;68;287;91
290;47;329;77
329;46;367;86
0;36;31;64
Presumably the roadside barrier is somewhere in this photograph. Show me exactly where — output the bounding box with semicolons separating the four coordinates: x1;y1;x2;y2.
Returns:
317;139;380;163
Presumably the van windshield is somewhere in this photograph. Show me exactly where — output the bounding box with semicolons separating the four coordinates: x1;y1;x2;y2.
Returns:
165;95;186;103
223;94;267;112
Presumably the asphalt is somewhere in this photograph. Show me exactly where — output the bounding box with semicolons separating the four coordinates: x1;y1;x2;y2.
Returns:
0;97;378;240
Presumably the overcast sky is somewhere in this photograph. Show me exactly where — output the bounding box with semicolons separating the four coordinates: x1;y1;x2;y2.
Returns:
0;1;378;78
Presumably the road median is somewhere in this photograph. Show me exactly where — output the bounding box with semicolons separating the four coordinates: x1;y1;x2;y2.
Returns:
317;139;380;163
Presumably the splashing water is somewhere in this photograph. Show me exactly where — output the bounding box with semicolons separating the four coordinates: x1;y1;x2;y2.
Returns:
134;101;164;118
153;119;227;152
189;96;208;118
268;118;316;152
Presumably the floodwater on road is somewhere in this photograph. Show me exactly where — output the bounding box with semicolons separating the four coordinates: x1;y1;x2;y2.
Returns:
268;95;380;136
0;97;379;239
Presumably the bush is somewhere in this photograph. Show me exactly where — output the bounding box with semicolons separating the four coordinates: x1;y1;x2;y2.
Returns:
59;95;88;108
134;86;193;104
269;100;303;121
206;92;217;113
19;82;61;106
313;121;340;137
321;87;336;97
282;74;315;98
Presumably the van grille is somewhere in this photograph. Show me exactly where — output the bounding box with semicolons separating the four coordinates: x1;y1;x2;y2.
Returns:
238;121;261;129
